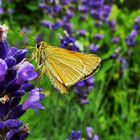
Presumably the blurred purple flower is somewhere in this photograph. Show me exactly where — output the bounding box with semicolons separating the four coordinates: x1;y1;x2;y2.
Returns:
0;7;3;14
101;5;112;22
112;47;121;59
77;29;87;36
74;76;94;104
79;5;88;13
0;25;44;139
93;134;100;140
94;34;104;40
86;127;93;139
134;16;140;33
39;2;46;9
120;57;128;70
108;20;116;32
90;44;99;53
86;127;100;140
60;35;79;51
7;9;14;14
111;37;120;44
91;10;102;20
22;88;45;112
41;20;53;29
126;30;137;47
70;130;81;140
67;127;100;140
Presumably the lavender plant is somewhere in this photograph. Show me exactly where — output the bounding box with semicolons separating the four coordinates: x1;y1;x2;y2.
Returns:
0;24;44;140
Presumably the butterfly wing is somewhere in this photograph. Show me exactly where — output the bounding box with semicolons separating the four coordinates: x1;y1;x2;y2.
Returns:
46;47;86;87
75;53;101;78
45;47;100;85
45;64;67;94
38;45;101;94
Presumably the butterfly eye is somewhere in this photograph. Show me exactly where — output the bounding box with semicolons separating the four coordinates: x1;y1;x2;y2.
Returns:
36;43;41;49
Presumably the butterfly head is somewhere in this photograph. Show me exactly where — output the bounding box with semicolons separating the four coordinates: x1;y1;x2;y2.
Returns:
36;41;46;49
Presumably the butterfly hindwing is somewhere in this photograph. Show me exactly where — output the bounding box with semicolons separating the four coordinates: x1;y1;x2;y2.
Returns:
45;65;67;94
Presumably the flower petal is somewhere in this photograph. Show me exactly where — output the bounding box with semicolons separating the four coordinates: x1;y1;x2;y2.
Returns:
22;88;45;112
0;58;8;82
4;119;23;129
16;61;38;85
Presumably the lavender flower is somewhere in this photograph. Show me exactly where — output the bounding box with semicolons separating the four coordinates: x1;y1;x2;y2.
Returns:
0;0;3;15
112;47;121;59
90;44;99;53
60;35;79;51
77;29;87;37
125;30;137;47
120;57;128;70
40;0;113;33
74;76;94;104
134;16;140;33
94;34;104;41
22;88;45;112
111;37;120;44
67;127;99;140
86;127;99;140
70;130;81;140
108;20;116;32
0;25;44;140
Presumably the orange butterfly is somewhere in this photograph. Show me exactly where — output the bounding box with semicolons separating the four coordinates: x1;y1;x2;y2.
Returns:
34;41;101;94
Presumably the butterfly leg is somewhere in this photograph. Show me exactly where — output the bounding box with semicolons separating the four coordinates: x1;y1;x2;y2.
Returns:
39;65;46;81
34;65;46;86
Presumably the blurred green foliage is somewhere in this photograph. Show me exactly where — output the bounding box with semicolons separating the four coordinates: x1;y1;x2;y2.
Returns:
1;1;140;140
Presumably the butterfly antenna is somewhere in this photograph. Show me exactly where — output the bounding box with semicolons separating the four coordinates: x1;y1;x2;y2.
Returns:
18;30;36;42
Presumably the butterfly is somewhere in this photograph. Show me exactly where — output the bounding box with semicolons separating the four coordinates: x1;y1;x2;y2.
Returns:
33;41;101;94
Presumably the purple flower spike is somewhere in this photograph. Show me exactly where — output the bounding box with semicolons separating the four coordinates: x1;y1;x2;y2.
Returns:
0;24;44;139
77;29;87;36
86;127;93;139
94;34;104;40
120;57;128;70
93;134;100;140
125;30;137;47
134;16;140;32
74;76;94;104
111;37;120;44
0;58;8;82
22;88;45;112
16;61;38;85
90;44;99;53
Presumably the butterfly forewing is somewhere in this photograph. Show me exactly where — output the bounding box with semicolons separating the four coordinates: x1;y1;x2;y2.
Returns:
76;53;101;77
46;47;86;86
